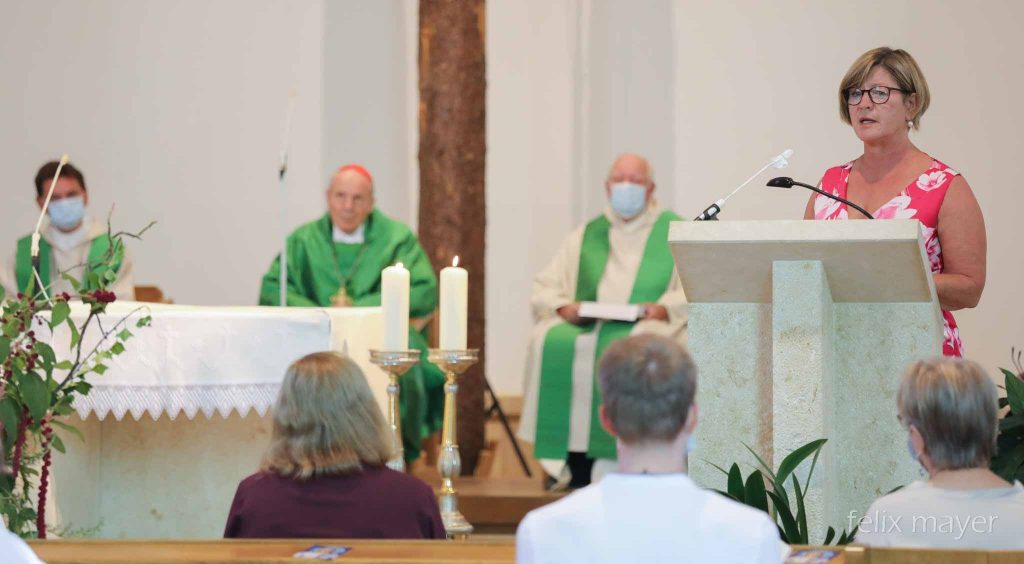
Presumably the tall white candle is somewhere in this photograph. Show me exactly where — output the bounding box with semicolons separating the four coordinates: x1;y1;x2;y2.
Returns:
440;256;468;350
382;262;409;350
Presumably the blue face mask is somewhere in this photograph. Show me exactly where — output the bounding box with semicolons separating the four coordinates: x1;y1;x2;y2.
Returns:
686;434;697;456
48;196;86;230
609;182;647;219
907;435;919;464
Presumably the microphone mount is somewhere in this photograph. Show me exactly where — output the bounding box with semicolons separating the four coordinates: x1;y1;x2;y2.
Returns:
767;177;875;219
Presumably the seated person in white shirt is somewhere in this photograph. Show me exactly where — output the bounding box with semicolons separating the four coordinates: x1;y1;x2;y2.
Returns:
856;358;1024;550
515;334;782;564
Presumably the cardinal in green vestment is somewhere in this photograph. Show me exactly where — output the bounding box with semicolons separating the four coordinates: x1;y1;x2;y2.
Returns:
259;164;444;462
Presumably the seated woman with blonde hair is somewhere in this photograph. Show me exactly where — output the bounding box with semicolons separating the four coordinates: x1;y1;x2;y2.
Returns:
857;358;1024;549
224;352;445;539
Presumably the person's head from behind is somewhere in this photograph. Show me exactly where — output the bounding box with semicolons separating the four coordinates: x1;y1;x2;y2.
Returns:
597;335;698;455
261;351;393;479
326;164;375;234
35;160;88;232
898;358;998;476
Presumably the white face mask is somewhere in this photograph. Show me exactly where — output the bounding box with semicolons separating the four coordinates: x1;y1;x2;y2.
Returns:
609;182;647;219
48;195;86;230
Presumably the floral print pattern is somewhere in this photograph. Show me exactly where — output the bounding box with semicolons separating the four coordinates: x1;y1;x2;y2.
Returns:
814;157;963;357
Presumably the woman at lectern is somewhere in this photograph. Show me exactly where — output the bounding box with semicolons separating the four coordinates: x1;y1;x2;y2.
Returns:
223;352;445;539
804;47;986;357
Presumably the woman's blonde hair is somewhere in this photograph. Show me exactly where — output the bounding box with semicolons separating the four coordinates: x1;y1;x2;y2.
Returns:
839;47;931;130
898;358;998;471
260;351;394;479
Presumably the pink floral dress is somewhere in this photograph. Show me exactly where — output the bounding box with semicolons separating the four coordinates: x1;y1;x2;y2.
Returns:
814;158;964;357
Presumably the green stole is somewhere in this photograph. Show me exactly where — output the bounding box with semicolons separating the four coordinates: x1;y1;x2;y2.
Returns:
533;210;680;460
15;234;122;294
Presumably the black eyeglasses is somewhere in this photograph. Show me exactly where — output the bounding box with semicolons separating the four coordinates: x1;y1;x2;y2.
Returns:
845;86;910;105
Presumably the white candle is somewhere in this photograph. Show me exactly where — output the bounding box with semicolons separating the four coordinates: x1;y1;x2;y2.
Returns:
439;256;468;350
382;262;409;350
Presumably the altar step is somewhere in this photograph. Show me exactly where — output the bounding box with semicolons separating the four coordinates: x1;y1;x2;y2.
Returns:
417;476;566;534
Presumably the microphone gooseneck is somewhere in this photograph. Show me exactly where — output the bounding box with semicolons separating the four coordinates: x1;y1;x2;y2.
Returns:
767;176;875;219
694;149;794;221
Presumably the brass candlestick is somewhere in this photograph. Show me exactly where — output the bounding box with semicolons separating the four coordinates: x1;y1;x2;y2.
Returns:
369;349;421;472
427;348;478;540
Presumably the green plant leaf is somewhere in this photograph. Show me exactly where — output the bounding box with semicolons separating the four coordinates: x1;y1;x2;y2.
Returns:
117;329;133;341
743;469;769;514
804;440;824;496
824;526;836;545
50;434;66;454
2;319;19;339
766;490;800;543
1004;369;1024;415
67;317;81;349
137;316;152;328
775;438;827;492
49;301;70;329
727;463;745;503
17;371;49;424
0;336;10;359
60;272;82;293
92;363;108;375
54;360;73;371
0;398;20;448
793;475;808;544
35;342;56;372
110;342;125;355
50;419;84;442
705;460;731;477
773;480;791;512
742;442;777;484
73;381;93;394
1000;415;1024;433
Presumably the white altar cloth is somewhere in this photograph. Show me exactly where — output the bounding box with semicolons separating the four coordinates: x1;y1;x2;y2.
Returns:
46;302;386;539
43;302;388;420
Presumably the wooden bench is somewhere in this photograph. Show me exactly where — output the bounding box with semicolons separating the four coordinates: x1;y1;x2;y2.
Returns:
27;539;1024;563
28;537;516;563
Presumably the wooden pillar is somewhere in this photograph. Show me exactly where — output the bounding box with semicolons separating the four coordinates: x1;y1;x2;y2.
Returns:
418;0;486;474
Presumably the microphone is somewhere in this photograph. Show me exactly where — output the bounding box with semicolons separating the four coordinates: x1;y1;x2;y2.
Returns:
694;149;793;221
766;177;874;219
29;154;70;300
279;91;296;307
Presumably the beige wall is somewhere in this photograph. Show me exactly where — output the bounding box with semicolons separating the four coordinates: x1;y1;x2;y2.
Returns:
0;1;1019;396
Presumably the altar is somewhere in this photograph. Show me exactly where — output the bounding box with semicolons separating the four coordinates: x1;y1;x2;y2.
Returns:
45;302;385;539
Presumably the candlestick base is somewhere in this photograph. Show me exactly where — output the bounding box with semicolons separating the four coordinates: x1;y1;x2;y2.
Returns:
427;348;478;540
369;349;421;472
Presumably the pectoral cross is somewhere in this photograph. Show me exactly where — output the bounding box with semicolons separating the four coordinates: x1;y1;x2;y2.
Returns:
331;286;352;307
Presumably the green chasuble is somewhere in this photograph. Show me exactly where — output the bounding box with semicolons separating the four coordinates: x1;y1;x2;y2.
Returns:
534;210;681;460
15;233;124;295
258;209;445;462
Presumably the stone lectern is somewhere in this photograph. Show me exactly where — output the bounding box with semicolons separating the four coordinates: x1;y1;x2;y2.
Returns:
669;219;942;540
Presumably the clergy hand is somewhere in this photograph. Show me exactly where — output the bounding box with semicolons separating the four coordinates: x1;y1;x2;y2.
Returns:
556;303;586;325
642;304;669;322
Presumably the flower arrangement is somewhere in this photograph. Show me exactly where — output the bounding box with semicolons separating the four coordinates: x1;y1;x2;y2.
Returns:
0;223;151;538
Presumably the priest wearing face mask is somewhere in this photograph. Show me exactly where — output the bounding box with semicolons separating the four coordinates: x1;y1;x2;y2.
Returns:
258;163;444;464
518;153;688;489
1;160;135;302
